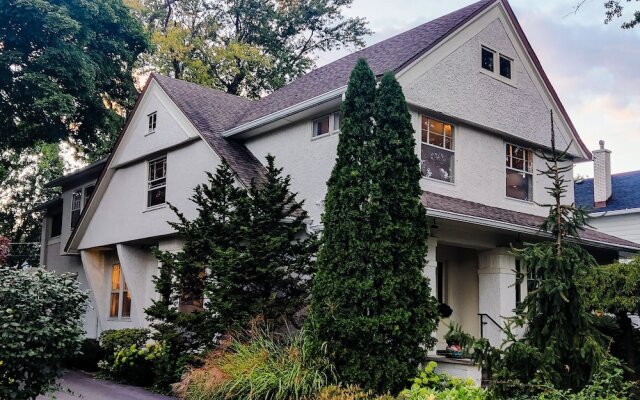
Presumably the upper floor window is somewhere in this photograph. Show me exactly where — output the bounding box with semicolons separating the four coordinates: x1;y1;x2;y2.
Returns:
481;45;513;81
312;112;341;138
110;263;131;319
506;143;533;201
147;156;167;207
70;184;95;229
148;112;157;134
421;116;455;183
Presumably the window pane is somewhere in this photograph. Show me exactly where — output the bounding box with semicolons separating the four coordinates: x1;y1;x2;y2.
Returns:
506;170;533;201
500;55;512;79
482;47;494;71
333;112;342;131
512;157;524;171
71;209;81;230
148;187;166;207
71;191;82;211
110;293;120;318
84;186;94;207
313;116;330;136
422;144;454;182
428;133;444;148
111;265;121;290
428;119;444;135
122;291;131;317
444;124;453;138
512;146;524;159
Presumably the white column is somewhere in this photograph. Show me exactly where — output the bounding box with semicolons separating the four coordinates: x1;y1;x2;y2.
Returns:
477;248;516;346
423;237;438;354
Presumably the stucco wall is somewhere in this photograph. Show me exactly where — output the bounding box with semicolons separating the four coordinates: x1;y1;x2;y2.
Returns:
78;140;219;249
588;213;640;244
403;17;576;154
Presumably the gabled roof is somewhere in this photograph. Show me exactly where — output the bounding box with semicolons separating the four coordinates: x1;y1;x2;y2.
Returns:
575;171;640;213
45;157;107;188
152;74;265;187
423;191;640;251
228;0;495;129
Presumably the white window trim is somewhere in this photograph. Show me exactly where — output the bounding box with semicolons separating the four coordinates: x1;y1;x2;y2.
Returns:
146;155;167;209
505;142;534;203
311;111;341;140
70;183;95;229
480;44;516;87
108;264;131;320
420;115;456;184
147;112;157;136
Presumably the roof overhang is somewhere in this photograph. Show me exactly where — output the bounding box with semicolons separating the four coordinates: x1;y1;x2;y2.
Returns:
31;196;63;213
45;158;108;188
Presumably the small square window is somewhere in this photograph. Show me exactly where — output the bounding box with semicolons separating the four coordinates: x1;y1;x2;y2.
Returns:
481;47;495;72
312;115;330;137
148;112;157;134
500;55;512;79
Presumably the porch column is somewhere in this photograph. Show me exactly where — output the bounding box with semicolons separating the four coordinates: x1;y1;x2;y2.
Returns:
423;237;438;354
477;248;516;346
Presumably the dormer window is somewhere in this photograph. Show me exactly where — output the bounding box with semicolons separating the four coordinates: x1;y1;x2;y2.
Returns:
481;45;513;82
312;112;341;138
148;112;157;134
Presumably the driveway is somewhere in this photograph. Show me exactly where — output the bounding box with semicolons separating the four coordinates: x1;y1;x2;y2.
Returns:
37;370;177;400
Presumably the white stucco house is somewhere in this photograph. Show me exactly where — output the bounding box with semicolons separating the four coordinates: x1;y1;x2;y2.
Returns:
575;141;640;247
36;0;639;380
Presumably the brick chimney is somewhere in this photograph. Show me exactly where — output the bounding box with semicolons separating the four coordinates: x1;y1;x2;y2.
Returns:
592;140;612;208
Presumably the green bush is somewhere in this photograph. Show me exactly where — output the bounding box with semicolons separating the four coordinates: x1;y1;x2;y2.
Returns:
178;328;333;400
316;385;394;399
101;342;165;387
398;361;487;400
99;328;151;360
0;267;88;400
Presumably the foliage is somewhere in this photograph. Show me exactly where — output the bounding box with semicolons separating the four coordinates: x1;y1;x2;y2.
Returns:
0;143;64;268
316;385;395;400
177;328;333;400
398;362;488;400
474;111;608;395
0;267;88;400
308;61;439;394
98;328;152;363
100;342;166;387
0;236;8;266
604;0;640;28
443;322;475;354
0;0;149;154
128;0;370;98
147;155;316;389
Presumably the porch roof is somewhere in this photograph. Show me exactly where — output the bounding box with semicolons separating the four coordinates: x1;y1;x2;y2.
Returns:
422;191;640;252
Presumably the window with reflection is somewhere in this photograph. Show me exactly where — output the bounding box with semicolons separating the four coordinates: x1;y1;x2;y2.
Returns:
506;143;533;201
421;116;455;182
110;264;131;318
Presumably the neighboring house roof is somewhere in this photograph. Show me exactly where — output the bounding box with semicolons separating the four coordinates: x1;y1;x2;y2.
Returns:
423;191;640;251
32;196;63;213
153;75;266;187
574;170;640;213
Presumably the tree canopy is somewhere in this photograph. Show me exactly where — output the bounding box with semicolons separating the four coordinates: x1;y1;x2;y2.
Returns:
0;0;149;154
605;0;640;28
128;0;370;98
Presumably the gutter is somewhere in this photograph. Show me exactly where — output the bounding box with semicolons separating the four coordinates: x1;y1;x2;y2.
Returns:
589;207;640;218
222;86;347;137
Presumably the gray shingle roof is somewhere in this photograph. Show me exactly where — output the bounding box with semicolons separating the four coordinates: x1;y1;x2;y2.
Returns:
153;74;265;187
423;191;640;250
230;0;495;128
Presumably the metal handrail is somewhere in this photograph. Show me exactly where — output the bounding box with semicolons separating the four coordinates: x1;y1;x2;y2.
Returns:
478;313;505;339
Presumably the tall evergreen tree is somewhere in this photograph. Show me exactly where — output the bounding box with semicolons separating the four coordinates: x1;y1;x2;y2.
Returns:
308;61;439;394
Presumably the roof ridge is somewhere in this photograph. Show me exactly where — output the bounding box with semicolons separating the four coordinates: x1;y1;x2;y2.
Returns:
151;72;253;103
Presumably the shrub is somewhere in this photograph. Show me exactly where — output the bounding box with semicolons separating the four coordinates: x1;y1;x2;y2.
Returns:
0;236;8;265
99;328;151;361
398;361;488;400
101;342;166;387
0;267;88;399
178;328;333;400
316;385;394;400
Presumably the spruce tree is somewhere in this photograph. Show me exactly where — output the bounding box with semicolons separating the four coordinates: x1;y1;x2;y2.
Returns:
309;61;439;394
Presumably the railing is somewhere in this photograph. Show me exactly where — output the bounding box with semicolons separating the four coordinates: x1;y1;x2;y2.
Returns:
478;313;505;342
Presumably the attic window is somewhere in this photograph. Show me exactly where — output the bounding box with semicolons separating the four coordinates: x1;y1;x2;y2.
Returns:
312;112;341;138
499;55;512;79
147;156;167;207
481;45;514;82
148;112;157;134
481;47;495;72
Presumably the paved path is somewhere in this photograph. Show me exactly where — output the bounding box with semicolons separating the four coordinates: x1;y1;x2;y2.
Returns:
37;370;177;400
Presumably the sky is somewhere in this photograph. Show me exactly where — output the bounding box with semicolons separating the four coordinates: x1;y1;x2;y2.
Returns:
315;0;640;178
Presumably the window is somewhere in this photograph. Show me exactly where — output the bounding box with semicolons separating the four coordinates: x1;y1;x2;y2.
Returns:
421;116;455;182
506;143;533;201
71;190;82;229
110;264;131;319
312;112;341;138
70;184;95;230
481;46;495;72
436;261;446;303
147;156;167;207
481;45;513;81
148;112;157;134
50;212;62;238
499;55;512;79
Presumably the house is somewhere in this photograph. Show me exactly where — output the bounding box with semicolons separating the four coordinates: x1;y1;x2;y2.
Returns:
575;141;640;247
37;0;639;381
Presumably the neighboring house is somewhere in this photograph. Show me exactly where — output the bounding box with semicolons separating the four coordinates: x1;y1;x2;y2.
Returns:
37;0;639;380
575;141;640;247
34;158;106;339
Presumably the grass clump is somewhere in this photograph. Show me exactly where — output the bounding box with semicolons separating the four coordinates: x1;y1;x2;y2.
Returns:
178;328;333;400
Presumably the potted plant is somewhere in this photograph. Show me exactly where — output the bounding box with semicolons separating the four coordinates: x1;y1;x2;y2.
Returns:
443;322;473;359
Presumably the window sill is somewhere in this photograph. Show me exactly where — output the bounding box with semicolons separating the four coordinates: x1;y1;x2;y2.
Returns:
144;131;156;137
107;318;132;322
311;130;339;142
505;196;533;205
421;176;456;186
143;204;167;213
47;237;62;245
479;69;517;88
